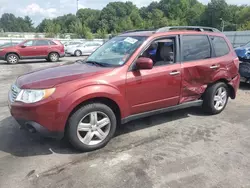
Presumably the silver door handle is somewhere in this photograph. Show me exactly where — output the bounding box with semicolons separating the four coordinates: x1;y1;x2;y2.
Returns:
210;65;219;69
169;71;180;75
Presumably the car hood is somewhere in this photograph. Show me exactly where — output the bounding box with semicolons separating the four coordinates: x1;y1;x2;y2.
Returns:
16;62;114;89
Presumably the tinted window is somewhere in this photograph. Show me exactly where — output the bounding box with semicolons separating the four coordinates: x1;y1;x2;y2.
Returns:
35;40;49;46
210;36;230;57
182;35;211;62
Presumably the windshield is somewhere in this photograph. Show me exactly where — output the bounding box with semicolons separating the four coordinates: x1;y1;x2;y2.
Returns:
86;36;147;67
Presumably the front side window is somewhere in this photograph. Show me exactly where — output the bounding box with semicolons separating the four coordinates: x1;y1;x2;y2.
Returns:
86;36;147;67
182;35;211;62
23;40;34;46
140;38;176;66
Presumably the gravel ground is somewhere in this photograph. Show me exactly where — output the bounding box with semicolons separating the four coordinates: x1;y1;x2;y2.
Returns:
0;58;250;188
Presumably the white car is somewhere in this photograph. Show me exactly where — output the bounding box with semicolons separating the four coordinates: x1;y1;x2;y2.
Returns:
65;42;103;56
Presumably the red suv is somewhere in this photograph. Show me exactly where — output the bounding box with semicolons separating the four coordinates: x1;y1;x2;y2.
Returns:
8;26;240;151
0;39;65;64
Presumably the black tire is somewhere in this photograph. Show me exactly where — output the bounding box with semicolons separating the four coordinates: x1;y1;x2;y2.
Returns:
74;50;82;57
67;103;117;151
46;58;51;62
48;52;59;62
6;53;19;64
202;82;229;115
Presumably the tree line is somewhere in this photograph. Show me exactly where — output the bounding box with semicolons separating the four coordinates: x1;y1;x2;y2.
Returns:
0;0;250;39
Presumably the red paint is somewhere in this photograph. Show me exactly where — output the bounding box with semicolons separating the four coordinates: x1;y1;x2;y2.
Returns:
136;57;153;69
0;39;64;59
9;31;240;133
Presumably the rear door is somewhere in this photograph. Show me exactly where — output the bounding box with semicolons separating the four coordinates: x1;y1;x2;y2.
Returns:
180;35;219;103
33;40;50;57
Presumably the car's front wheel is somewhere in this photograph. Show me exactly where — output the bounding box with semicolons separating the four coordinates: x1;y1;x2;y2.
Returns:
49;52;59;62
202;82;229;114
6;54;19;64
67;103;117;151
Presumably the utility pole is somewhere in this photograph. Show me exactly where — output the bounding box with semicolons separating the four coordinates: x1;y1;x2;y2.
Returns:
220;18;225;32
77;0;79;13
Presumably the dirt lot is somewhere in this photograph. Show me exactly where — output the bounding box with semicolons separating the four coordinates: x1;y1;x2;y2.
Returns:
0;58;250;188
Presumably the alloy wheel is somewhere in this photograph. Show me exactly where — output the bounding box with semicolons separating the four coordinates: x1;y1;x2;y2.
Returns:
8;55;18;64
77;111;111;146
214;87;227;111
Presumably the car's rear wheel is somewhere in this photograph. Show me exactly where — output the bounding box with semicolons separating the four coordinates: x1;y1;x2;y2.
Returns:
49;52;59;62
74;50;82;57
202;82;229;115
6;54;19;64
67;103;117;151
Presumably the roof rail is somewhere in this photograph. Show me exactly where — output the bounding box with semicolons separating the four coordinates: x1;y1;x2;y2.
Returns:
122;29;155;34
156;26;220;33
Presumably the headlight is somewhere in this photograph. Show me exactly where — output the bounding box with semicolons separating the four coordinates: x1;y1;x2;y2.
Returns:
16;88;55;103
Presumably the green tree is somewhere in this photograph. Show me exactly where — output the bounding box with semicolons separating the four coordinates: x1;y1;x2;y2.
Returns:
70;20;93;39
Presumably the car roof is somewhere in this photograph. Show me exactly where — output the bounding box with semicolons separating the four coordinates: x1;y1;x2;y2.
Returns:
120;30;225;38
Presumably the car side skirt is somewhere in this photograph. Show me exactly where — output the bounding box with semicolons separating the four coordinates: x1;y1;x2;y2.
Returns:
121;100;203;124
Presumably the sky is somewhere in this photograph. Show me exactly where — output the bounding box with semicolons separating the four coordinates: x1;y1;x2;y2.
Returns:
0;0;249;25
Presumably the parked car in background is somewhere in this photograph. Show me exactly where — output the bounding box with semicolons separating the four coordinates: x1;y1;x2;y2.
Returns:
65;41;103;56
0;39;65;64
0;42;19;49
235;41;250;62
8;26;240;152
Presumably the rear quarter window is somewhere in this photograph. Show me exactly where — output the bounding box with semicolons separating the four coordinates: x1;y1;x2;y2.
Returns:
210;36;230;57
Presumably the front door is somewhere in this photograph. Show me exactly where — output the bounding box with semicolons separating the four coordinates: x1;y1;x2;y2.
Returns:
18;40;36;57
126;36;182;115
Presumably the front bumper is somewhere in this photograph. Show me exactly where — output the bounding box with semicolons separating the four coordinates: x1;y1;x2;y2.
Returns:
60;53;65;58
15;118;64;139
0;55;5;60
9;97;66;139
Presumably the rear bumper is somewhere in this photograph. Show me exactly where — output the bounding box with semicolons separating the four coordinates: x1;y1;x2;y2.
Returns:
15;118;64;139
0;55;5;60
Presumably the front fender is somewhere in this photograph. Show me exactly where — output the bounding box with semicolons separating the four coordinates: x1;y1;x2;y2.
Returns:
59;84;129;128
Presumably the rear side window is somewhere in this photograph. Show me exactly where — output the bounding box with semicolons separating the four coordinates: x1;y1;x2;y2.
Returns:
210;36;230;57
182;35;211;62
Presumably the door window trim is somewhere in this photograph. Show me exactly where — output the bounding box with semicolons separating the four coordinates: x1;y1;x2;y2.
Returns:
180;34;213;63
128;35;180;71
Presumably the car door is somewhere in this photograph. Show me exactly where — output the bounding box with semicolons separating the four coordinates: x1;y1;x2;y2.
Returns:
126;36;182;115
18;40;36;57
33;40;50;57
180;35;219;103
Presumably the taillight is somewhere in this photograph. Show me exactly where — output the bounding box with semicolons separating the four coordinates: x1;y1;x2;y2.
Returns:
234;57;239;70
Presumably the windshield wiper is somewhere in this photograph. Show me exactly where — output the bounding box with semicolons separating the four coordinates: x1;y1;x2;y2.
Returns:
85;61;110;67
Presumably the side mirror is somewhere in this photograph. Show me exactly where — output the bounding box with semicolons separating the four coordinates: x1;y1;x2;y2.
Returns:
136;57;153;70
20;45;26;48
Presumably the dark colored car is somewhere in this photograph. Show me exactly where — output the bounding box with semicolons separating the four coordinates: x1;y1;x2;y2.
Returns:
8;26;240;151
0;42;19;48
235;41;250;62
0;39;65;64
